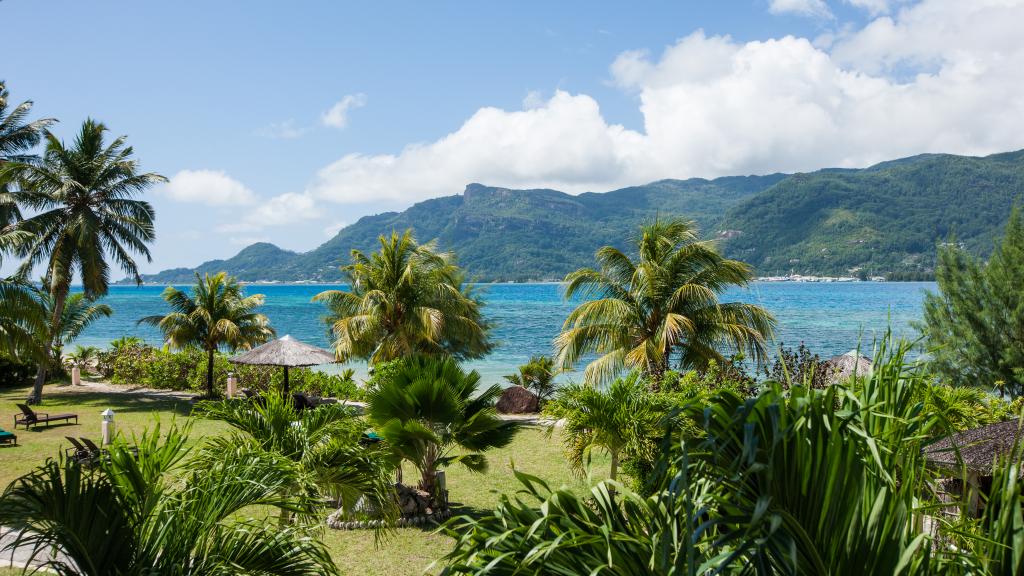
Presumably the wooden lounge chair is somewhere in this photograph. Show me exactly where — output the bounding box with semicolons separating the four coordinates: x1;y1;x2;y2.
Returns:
14;404;78;430
0;428;16;446
65;436;96;462
80;437;139;460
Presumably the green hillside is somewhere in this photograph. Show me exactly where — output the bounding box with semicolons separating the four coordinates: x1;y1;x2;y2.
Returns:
721;150;1024;278
141;175;783;283
138;150;1024;284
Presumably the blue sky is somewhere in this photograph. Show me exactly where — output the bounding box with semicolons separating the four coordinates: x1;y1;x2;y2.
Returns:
3;0;1023;275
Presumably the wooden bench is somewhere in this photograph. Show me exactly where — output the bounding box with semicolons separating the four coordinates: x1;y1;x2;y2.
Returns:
14;403;79;430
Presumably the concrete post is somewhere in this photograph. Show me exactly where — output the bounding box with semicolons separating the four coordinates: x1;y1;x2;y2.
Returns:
227;372;238;398
101;408;115;446
71;365;81;386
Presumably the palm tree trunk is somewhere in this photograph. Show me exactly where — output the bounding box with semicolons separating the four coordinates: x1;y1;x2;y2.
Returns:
206;348;215;398
610;450;619;482
28;288;67;405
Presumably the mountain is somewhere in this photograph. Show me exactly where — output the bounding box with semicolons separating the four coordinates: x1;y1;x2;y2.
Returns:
139;150;1024;284
139;175;785;283
721;150;1024;278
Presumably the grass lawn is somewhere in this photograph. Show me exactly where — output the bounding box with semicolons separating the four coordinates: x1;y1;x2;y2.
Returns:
0;383;605;575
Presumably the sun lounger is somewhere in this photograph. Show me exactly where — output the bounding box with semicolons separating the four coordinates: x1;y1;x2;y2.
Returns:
0;428;16;446
65;436;96;462
15;403;78;430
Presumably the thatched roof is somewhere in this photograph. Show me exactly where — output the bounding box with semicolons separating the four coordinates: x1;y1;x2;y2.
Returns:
822;350;873;383
924;419;1023;473
228;335;337;367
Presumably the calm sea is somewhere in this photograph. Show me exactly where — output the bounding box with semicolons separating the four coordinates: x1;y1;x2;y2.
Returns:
72;282;934;385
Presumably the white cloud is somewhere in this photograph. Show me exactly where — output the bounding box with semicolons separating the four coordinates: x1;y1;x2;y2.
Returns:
294;0;1024;210
163;170;256;206
321;94;367;129
768;0;834;18
845;0;892;14
219;192;321;233
258;119;309;140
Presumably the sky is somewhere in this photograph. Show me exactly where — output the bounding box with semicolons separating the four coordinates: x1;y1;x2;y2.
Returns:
3;0;1024;275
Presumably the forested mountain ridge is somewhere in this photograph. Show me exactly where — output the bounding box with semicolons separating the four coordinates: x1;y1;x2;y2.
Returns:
140;175;784;283
721;150;1024;278
138;150;1024;284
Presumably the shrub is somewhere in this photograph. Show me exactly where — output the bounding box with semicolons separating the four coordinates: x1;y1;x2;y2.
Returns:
0;355;34;388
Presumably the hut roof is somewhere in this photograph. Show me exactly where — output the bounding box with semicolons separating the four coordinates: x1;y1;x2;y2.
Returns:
822;350;873;383
923;419;1023;473
228;335;337;367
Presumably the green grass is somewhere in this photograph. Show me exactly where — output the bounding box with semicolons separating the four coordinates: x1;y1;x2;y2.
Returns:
0;383;602;575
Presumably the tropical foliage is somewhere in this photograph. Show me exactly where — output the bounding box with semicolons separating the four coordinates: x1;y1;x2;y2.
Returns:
444;339;1023;575
556;218;776;385
366;356;518;497
4;118;162;403
0;424;338;575
543;373;663;481
313;230;492;364
502;355;558;404
198;393;396;526
0;282;111;376
139;271;274;398
917;207;1024;398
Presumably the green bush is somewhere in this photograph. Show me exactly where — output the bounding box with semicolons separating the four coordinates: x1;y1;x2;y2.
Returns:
0;355;34;388
105;343;366;399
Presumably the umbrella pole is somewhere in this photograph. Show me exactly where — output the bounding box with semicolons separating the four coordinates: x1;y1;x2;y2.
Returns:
283;366;290;397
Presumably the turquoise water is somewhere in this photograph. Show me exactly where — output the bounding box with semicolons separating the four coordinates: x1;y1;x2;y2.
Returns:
72;282;934;385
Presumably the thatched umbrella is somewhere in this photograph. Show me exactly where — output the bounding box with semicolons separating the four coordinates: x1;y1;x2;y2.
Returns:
822;350;873;384
924;419;1023;473
228;335;337;396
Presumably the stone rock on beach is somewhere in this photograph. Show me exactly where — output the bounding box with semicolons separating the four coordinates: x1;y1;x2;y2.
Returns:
495;385;539;414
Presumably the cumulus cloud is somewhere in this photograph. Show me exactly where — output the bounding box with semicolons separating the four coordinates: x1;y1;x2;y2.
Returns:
845;0;892;14
219;192;321;233
163;170;256;206
768;0;834;18
293;0;1024;210
321;94;367;129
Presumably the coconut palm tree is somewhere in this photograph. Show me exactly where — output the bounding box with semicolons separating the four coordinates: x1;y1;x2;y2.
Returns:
139;272;275;398
7;119;163;403
313;230;492;365
198;392;396;525
0;80;54;165
367;356;518;499
544;373;662;481
0;80;52;278
0;424;338;575
503;355;560;404
555;218;776;386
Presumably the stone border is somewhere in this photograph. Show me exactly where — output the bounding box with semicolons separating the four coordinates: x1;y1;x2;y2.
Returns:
327;508;453;530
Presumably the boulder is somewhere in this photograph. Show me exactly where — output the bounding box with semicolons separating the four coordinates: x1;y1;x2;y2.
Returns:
496;385;539;414
395;483;433;517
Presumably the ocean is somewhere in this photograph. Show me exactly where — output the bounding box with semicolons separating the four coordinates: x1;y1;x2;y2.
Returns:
72;281;935;385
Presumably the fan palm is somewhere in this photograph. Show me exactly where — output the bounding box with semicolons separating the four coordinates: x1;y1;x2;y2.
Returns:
544;373;662;481
198;392;397;526
0;423;338;575
139;271;274;398
555;218;776;386
7;119;163;403
367;356;518;498
313;230;492;364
